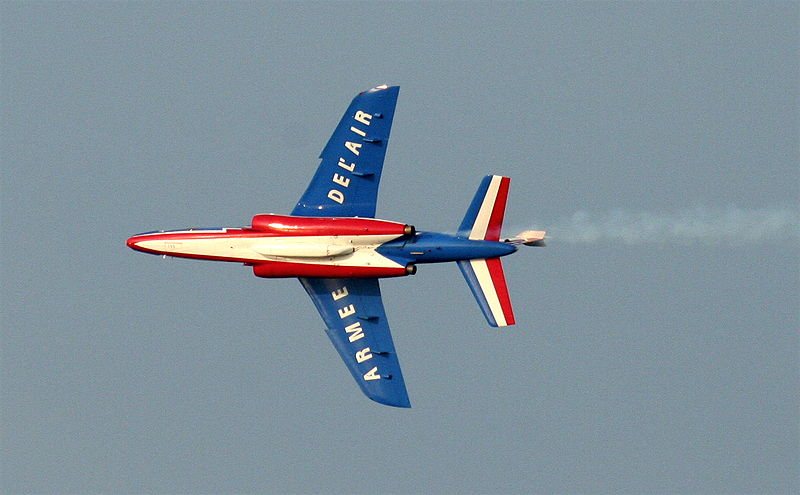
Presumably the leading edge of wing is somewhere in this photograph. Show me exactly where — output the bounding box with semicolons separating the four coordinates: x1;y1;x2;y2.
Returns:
291;85;400;218
299;276;411;408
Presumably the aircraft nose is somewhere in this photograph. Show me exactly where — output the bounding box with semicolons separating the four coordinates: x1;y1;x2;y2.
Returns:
126;236;142;250
126;235;154;253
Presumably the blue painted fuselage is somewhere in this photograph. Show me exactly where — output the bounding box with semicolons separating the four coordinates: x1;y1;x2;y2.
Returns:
377;232;517;265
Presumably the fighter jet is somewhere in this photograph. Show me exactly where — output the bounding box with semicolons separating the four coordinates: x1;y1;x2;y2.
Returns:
127;85;545;407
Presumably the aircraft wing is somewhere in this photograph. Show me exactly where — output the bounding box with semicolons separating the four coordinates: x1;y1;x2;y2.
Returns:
291;85;399;218
299;277;410;407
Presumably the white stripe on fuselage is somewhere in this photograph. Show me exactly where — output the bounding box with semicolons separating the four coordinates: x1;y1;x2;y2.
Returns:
469;176;502;240
134;233;404;268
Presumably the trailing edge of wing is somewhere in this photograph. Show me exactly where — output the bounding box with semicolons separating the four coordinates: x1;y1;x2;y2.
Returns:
299;277;411;408
292;85;400;218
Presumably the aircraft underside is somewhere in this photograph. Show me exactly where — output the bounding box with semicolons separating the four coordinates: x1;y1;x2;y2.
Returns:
127;85;545;407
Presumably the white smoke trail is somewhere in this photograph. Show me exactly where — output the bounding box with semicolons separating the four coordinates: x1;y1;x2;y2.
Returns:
540;206;800;245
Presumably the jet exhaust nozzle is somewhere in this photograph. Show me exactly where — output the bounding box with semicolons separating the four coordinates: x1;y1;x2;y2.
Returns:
505;230;547;246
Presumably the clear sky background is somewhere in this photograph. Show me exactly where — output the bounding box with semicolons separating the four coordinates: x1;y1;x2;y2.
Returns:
2;2;797;494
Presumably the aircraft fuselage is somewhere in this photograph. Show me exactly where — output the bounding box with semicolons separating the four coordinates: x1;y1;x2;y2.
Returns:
126;215;517;279
126;85;546;407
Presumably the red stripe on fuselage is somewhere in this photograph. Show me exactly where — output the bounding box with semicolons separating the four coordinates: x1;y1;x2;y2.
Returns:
484;177;510;242
128;229;267;242
484;257;515;325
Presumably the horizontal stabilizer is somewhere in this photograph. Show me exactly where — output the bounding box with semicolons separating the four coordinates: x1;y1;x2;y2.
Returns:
458;257;515;327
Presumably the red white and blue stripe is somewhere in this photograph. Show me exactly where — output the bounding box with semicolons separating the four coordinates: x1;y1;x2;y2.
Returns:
456;175;516;327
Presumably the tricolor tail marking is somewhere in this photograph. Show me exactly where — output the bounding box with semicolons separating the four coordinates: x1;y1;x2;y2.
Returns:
457;175;515;327
459;258;515;327
459;175;510;241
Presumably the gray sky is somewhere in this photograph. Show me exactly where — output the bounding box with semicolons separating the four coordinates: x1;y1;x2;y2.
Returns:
2;2;797;494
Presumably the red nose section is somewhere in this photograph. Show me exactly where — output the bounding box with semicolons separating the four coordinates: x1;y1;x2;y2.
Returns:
126;235;158;255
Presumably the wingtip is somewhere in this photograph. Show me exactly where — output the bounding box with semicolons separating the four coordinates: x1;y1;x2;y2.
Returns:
370;394;411;408
364;84;399;94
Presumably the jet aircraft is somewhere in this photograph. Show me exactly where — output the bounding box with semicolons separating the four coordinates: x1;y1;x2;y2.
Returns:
127;85;545;407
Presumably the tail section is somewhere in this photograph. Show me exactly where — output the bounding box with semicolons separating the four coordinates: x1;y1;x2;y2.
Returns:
457;175;515;327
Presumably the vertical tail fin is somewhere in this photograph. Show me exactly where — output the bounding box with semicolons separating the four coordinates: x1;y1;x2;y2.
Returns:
457;175;516;327
457;175;510;241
